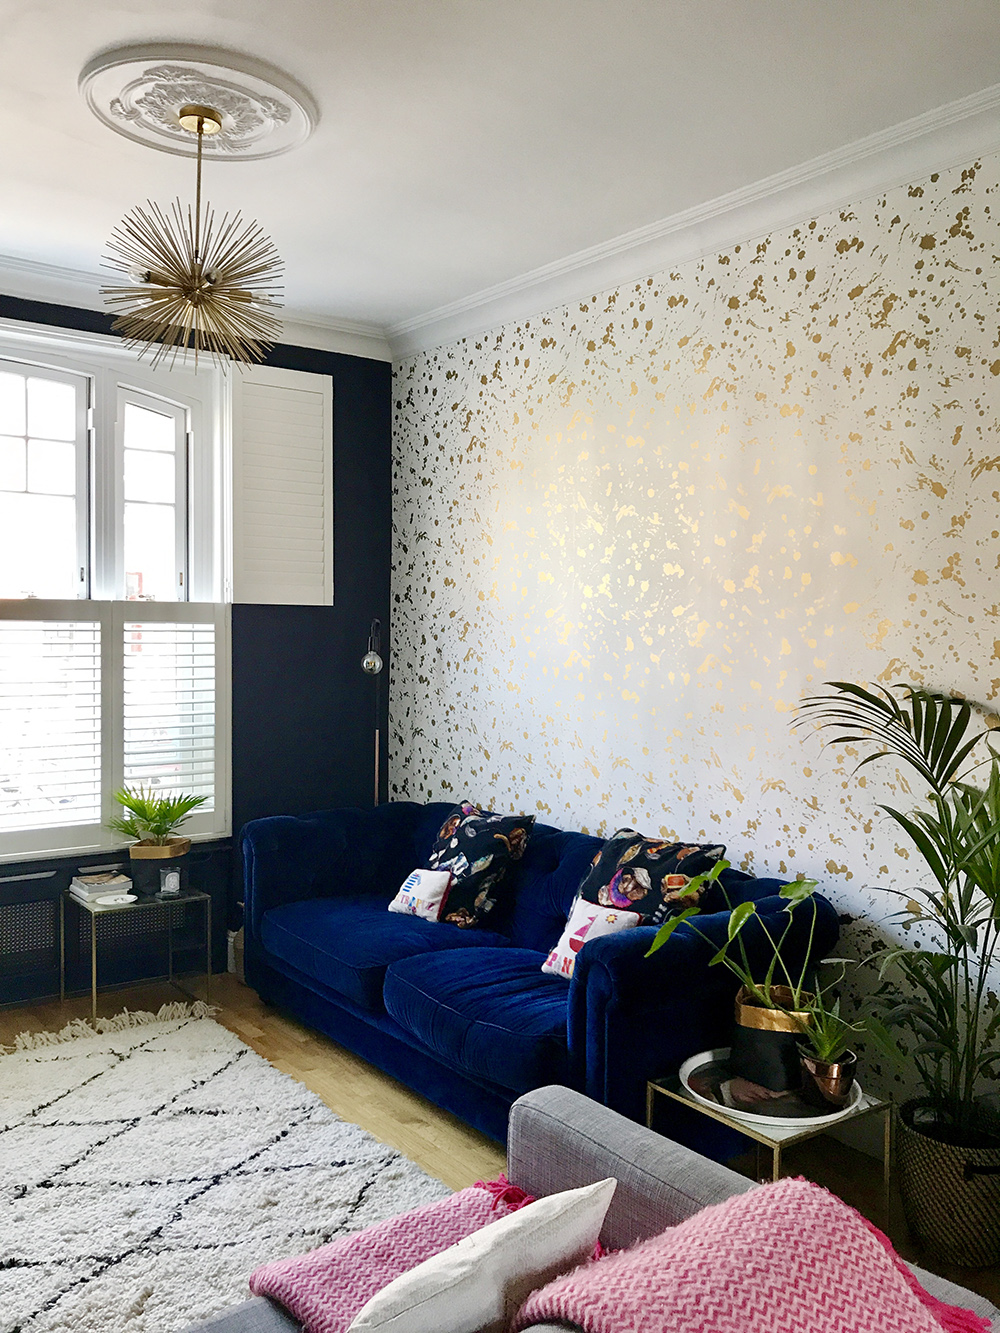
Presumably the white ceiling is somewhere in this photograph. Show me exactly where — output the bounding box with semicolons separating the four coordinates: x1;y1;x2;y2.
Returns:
3;0;1000;357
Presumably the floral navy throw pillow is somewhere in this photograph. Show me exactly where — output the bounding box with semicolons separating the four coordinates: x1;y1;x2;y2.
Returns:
427;800;535;928
577;828;726;925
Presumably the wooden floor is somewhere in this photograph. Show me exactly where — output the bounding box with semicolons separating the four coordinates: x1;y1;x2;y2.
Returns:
3;974;998;1303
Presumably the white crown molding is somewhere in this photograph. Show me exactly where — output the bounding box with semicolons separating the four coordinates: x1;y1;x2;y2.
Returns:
5;79;1000;367
0;253;392;361
388;81;1000;359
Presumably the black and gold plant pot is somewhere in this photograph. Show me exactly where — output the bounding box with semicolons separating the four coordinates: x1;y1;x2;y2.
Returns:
729;985;812;1092
128;837;191;897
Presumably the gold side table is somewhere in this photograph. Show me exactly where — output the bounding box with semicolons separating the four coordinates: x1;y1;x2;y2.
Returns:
61;889;212;1021
648;1073;892;1227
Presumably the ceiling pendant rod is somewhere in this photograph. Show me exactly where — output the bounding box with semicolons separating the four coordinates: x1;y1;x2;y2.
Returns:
194;115;204;266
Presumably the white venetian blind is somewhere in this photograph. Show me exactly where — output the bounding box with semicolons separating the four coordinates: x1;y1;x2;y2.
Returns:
0;617;101;833
231;365;333;605
123;619;216;808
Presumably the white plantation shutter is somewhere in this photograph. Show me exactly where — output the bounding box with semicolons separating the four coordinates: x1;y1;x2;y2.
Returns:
0;610;102;851
123;620;216;809
0;601;229;860
230;365;333;605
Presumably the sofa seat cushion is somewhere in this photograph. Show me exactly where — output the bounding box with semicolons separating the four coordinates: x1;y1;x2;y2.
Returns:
261;897;510;1013
383;949;570;1095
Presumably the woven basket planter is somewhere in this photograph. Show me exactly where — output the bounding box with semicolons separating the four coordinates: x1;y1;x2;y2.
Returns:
896;1098;1000;1268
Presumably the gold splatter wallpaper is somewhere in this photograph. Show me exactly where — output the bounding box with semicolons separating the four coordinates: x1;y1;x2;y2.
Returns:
390;155;1000;1039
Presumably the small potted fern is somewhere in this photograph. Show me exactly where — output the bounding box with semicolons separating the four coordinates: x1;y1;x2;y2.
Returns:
108;786;207;895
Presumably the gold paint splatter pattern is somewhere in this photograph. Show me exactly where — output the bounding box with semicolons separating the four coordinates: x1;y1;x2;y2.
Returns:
390;156;1000;1069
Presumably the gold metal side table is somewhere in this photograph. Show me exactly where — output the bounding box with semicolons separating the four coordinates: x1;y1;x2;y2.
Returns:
61;889;211;1021
648;1074;892;1226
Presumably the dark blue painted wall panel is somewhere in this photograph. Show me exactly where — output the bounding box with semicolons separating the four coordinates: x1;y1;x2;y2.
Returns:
0;295;392;994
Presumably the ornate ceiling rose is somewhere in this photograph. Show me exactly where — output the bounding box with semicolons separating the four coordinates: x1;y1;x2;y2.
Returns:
79;43;318;160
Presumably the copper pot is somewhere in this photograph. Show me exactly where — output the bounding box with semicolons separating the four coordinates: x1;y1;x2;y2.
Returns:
800;1049;857;1108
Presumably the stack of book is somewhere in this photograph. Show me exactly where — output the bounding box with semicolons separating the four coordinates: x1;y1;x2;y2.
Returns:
69;872;133;905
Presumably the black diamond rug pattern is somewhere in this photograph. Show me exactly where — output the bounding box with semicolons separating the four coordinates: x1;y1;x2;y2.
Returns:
0;1010;449;1332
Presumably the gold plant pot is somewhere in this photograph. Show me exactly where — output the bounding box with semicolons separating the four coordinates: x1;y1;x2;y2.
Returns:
734;985;813;1033
129;837;192;859
801;1049;857;1108
128;837;191;894
731;985;814;1092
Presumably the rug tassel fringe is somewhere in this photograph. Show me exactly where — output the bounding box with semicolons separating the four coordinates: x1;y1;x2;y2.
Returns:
2;1001;217;1054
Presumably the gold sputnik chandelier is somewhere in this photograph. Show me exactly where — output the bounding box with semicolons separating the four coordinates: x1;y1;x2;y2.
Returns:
102;104;283;368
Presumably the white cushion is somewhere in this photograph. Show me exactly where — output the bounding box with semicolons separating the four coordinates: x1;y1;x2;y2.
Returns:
541;895;640;979
387;868;452;921
346;1177;616;1333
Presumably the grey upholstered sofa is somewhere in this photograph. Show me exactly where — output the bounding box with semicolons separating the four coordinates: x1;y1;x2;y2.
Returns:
184;1085;1000;1332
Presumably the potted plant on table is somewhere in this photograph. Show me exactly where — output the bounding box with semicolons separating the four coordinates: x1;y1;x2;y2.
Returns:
795;682;1000;1266
108;785;207;896
647;868;823;1092
793;963;868;1108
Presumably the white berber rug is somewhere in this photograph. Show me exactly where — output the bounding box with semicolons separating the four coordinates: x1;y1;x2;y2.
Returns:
0;1005;450;1333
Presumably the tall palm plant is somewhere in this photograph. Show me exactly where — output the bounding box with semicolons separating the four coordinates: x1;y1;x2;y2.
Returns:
794;682;1000;1139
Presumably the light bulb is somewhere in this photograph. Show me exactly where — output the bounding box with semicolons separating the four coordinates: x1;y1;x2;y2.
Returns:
362;650;383;675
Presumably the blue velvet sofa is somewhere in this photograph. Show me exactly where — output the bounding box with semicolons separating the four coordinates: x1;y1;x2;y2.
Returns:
242;801;839;1151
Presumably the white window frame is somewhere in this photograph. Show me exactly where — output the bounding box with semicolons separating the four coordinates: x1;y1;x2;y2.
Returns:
0;359;91;599
115;385;189;602
0;318;223;604
0;599;231;863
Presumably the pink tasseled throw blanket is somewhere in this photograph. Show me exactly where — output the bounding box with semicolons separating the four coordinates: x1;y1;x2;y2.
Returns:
515;1178;990;1333
249;1176;532;1333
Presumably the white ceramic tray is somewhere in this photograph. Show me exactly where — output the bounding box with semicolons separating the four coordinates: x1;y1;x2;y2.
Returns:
679;1047;863;1128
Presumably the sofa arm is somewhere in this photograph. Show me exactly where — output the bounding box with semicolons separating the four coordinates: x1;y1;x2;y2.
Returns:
567;892;840;1125
507;1085;754;1251
242;801;454;943
242;810;355;942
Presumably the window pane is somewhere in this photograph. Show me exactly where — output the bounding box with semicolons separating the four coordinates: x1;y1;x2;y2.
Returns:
0;493;78;598
27;377;75;441
28;439;76;496
123;621;214;810
124;501;178;602
124;402;175;452
0;372;25;435
0;620;101;833
0;435;26;490
124;448;175;504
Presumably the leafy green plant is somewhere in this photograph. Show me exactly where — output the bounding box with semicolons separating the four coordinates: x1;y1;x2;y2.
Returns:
107;785;208;845
793;963;867;1062
794;682;1000;1138
646;860;821;1010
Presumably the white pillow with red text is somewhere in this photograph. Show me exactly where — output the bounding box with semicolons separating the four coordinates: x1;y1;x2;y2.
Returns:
541;895;641;978
387;869;453;922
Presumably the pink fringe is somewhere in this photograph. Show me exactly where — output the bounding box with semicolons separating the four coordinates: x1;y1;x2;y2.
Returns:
474;1173;536;1213
858;1216;991;1333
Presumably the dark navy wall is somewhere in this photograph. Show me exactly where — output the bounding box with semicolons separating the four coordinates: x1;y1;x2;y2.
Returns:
232;340;392;833
0;294;392;984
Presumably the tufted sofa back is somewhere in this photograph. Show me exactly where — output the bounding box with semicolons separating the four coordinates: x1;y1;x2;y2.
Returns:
330;801;600;953
276;801;780;959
